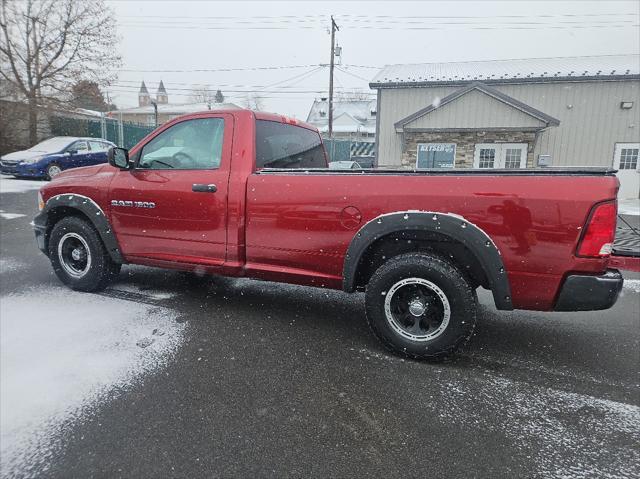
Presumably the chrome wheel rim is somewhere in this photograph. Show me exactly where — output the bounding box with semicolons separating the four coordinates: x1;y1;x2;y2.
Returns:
48;165;61;177
384;277;451;342
58;232;92;278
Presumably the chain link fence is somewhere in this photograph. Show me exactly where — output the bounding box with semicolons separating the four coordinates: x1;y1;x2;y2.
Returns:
323;139;376;166
49;115;154;149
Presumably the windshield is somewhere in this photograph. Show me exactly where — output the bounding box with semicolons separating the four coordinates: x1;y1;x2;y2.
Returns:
27;137;74;153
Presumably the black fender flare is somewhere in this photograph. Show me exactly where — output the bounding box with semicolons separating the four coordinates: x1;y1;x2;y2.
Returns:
343;211;513;310
34;193;124;263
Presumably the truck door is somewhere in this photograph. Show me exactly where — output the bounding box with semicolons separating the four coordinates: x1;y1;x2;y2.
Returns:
107;114;233;266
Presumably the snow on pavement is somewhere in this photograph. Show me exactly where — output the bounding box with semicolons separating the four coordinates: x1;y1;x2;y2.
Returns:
436;374;640;479
0;287;186;477
0;210;26;220
618;198;639;216
622;278;640;294
0;258;23;275
109;282;179;301
0;175;44;194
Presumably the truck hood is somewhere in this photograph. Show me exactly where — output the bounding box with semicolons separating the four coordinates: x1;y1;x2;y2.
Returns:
53;164;108;181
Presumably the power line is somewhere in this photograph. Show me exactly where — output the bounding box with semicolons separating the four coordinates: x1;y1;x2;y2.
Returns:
120;13;637;20
115;54;638;76
112;67;328;90
106;84;371;95
118;22;638;31
118;64;319;73
335;67;371;82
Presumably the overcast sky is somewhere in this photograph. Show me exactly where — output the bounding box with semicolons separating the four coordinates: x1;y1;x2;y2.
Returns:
105;0;640;118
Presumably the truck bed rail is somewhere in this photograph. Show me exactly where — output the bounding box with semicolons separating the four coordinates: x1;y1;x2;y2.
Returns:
257;167;617;176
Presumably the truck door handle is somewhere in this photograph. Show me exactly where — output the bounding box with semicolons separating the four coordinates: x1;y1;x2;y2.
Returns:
192;183;217;193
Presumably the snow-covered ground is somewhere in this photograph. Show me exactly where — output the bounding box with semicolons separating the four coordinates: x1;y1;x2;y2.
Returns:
619;198;640;216
0;174;44;194
0;287;186;477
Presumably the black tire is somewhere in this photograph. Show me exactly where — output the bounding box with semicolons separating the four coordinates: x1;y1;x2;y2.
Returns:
48;216;121;292
365;252;477;360
46;163;62;180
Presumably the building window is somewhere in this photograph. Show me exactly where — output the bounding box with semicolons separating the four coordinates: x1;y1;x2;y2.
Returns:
619;148;639;170
147;114;156;126
416;143;456;168
478;148;495;168
504;148;523;169
474;143;527;168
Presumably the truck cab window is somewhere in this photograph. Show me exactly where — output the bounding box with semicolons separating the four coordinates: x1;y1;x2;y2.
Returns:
255;120;327;169
138;118;224;170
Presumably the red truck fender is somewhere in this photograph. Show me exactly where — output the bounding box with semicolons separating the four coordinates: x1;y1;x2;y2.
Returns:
342;211;514;311
33;193;125;264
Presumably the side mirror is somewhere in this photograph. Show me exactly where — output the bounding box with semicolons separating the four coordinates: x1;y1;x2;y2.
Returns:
66;149;77;156
108;147;131;169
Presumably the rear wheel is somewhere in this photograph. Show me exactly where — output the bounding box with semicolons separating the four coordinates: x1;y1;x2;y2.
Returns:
46;163;62;180
48;216;121;291
365;253;477;360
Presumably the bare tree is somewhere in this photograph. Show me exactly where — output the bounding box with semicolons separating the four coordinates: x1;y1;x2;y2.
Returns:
245;93;264;111
0;0;121;144
190;84;215;104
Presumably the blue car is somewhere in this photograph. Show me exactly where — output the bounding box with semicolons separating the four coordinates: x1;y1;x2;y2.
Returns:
0;136;116;180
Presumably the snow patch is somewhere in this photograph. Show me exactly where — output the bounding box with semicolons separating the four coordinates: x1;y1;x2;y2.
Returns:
0;175;43;194
623;279;640;294
110;283;179;300
0;287;186;477
618;199;639;216
437;374;640;478
0;210;26;220
0;258;23;274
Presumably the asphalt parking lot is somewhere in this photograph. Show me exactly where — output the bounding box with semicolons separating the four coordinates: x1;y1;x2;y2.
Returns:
1;176;639;479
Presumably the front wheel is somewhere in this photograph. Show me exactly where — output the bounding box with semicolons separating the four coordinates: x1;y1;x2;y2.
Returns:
46;163;62;180
48;216;121;291
365;253;477;360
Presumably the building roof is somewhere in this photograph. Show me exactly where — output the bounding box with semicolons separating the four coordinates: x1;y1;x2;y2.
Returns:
394;82;560;131
157;80;167;94
139;81;149;94
370;54;640;88
111;101;242;115
306;99;377;134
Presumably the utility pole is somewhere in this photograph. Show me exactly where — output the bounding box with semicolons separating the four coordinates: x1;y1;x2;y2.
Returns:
328;16;339;138
150;100;158;128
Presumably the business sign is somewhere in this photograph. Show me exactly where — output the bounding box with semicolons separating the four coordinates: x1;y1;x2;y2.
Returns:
416;143;456;169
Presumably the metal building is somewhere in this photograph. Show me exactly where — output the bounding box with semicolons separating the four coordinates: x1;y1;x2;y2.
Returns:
370;55;640;198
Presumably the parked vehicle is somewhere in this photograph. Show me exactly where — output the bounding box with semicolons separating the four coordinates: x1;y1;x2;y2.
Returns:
34;110;624;359
329;160;362;169
0;136;115;180
351;156;376;168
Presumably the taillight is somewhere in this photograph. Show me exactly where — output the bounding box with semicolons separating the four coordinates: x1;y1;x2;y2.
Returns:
576;201;617;257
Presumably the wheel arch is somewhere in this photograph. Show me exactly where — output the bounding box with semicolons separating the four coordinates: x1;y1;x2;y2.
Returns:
36;194;124;263
343;211;513;310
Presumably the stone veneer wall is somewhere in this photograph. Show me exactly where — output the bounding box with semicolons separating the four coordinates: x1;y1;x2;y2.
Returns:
401;130;537;168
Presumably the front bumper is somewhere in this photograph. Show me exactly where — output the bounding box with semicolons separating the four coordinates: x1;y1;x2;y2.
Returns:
554;269;623;311
33;212;48;255
1;162;45;177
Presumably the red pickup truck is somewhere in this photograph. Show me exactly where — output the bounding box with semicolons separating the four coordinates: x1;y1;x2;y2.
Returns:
34;109;623;359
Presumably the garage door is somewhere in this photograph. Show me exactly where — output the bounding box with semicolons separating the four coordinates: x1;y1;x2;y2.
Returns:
614;143;639;199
